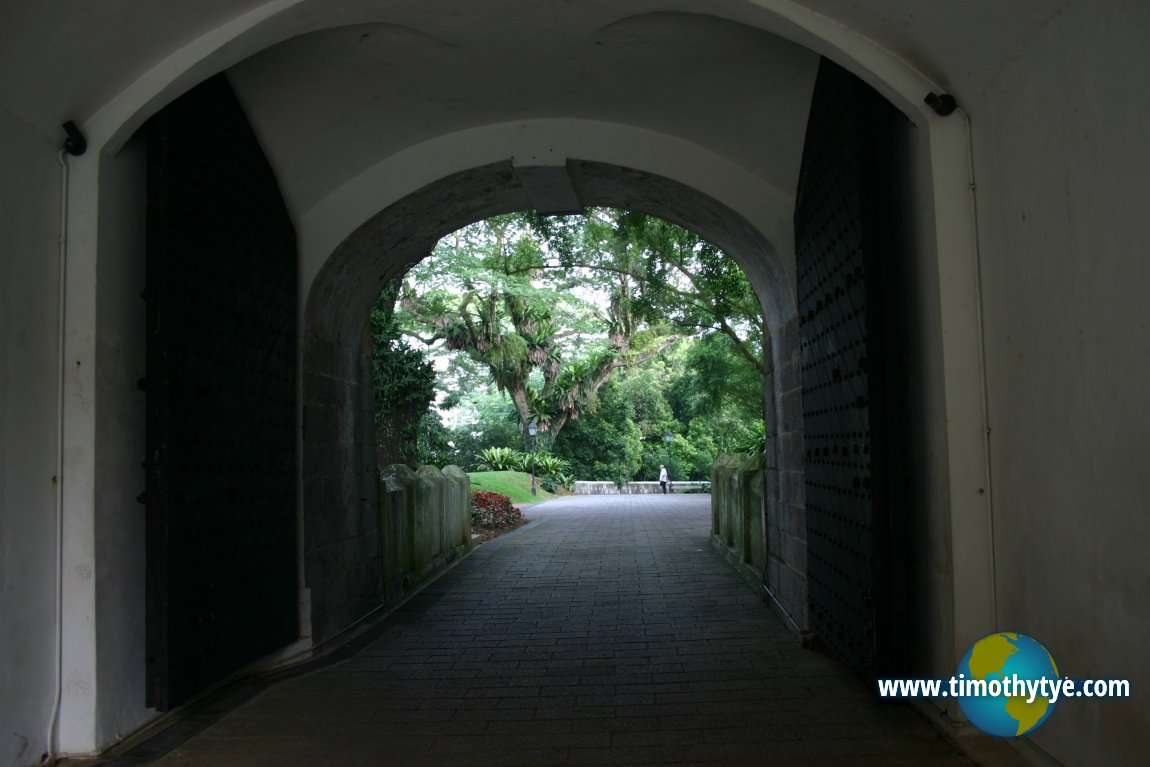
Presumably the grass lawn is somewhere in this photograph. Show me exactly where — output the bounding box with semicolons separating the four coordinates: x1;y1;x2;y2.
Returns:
468;470;557;504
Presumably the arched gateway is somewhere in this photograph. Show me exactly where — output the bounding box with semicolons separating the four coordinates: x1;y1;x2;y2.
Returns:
16;2;1108;762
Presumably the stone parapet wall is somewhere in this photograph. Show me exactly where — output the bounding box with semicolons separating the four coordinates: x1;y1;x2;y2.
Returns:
573;480;710;495
379;464;473;604
710;454;767;592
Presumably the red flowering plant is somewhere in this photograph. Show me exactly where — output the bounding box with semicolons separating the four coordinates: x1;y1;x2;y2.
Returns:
470;490;522;530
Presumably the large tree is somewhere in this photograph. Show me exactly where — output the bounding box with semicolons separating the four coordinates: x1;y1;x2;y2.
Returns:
528;210;765;378
387;209;767;470
394;213;681;443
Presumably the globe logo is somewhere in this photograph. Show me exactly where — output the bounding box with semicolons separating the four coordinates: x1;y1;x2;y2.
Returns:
955;632;1060;737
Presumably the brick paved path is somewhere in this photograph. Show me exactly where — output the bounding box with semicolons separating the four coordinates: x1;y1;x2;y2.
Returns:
140;495;971;767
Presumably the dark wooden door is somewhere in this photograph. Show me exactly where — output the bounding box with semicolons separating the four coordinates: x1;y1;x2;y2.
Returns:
795;59;911;681
144;74;298;709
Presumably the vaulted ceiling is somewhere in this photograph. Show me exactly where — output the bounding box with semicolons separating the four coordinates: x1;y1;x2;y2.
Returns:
1;0;1072;218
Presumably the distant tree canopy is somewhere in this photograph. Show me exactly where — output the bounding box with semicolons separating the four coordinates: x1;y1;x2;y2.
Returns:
372;209;767;479
370;286;436;468
529;210;764;378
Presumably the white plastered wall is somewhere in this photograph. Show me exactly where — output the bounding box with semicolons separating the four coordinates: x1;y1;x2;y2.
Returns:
22;130;156;761
894;118;958;688
93;135;153;747
0;111;63;767
54;147;104;756
973;0;1150;763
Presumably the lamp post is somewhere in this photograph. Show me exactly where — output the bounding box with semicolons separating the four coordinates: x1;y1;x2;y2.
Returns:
528;420;538;496
663;431;673;492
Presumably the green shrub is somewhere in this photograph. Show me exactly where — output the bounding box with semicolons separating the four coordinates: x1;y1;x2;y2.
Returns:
534;453;571;477
509;451;531;472
476;446;528;471
731;429;768;456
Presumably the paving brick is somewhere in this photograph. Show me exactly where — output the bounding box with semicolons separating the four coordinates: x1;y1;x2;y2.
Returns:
126;495;971;767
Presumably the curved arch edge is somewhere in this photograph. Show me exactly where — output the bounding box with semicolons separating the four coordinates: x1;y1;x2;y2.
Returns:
296;118;797;313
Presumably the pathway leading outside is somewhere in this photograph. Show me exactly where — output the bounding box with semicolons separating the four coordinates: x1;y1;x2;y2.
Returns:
109;494;975;767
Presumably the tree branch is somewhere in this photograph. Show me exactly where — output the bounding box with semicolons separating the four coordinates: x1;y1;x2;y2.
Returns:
400;331;443;345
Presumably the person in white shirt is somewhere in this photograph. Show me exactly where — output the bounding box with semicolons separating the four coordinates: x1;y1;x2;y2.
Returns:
659;465;669;494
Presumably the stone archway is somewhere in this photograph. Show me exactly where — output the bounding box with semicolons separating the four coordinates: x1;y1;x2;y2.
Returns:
300;159;803;642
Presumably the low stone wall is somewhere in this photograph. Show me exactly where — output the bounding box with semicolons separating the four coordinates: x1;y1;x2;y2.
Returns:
573;480;710;495
710;454;766;590
379;464;472;604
